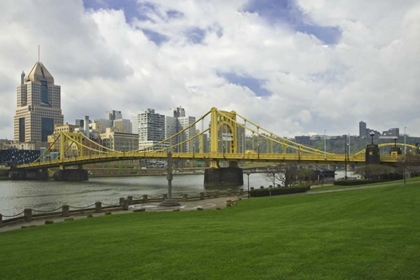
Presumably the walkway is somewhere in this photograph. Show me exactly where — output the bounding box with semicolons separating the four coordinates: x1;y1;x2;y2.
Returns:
0;195;242;233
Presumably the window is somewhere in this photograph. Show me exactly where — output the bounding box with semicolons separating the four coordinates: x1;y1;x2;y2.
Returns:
40;80;51;107
19;118;25;142
41;118;54;142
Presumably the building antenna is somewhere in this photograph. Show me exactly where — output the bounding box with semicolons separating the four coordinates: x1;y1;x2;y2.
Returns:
38;45;40;62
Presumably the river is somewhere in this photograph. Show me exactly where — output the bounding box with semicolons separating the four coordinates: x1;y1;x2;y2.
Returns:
0;173;269;217
0;170;357;217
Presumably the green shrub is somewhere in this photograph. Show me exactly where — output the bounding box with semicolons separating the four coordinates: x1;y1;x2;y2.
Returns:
250;185;311;197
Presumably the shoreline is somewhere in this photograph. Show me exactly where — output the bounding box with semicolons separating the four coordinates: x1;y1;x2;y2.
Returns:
0;170;205;181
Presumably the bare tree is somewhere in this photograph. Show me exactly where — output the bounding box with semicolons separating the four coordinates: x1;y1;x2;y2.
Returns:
265;164;314;187
353;164;396;180
397;154;420;178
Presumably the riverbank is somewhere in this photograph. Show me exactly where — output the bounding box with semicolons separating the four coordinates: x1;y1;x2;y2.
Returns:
0;168;205;180
0;174;269;218
0;192;243;233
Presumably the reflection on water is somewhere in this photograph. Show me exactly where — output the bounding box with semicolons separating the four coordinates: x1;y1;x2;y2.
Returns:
0;174;269;216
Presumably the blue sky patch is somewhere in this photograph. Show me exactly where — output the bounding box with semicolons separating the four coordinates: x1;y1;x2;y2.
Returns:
83;0;156;22
221;72;271;97
142;29;168;45
186;27;206;44
167;9;184;19
243;0;341;45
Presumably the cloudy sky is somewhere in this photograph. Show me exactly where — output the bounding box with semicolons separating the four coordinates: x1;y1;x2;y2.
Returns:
1;0;419;139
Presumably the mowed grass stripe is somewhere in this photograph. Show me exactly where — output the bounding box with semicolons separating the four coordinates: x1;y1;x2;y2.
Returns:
1;184;420;279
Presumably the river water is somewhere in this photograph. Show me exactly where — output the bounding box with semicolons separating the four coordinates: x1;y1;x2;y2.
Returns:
0;170;356;217
0;173;269;217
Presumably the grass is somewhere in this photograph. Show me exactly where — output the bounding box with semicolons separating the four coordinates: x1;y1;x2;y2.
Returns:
310;176;420;192
1;183;420;279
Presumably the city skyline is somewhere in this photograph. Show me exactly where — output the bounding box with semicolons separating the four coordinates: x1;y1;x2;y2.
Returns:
1;0;419;140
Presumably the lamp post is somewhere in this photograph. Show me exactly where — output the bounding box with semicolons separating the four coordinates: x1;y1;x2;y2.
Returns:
393;136;398;148
404;127;407;155
344;134;348;180
268;166;276;187
324;130;327;160
245;170;251;199
257;143;260;159
403;159;406;185
348;134;351;155
223;144;225;158
370;131;375;145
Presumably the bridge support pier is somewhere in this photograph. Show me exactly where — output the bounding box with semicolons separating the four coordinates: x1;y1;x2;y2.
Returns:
204;167;244;188
53;169;88;181
9;169;49;180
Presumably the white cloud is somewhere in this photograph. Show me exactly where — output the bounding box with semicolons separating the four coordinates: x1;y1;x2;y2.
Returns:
0;0;419;140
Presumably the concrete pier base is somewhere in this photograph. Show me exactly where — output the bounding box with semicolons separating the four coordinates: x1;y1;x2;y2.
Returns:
95;202;102;213
24;208;32;222
53;169;88;181
160;199;181;207
9;169;48;180
122;199;129;210
62;205;69;217
204;167;244;188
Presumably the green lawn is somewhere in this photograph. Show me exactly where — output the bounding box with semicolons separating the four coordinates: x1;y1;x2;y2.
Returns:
1;183;420;279
311;176;420;192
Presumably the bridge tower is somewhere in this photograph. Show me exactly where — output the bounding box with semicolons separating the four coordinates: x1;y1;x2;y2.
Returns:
365;131;380;165
204;108;243;187
53;132;88;181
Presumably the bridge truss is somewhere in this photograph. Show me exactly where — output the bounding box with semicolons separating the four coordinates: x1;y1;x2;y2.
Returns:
16;108;413;170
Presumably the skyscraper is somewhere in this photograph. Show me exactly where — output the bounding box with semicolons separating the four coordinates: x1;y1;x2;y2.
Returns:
105;110;122;121
14;61;64;148
165;107;196;152
134;109;167;150
359;121;367;138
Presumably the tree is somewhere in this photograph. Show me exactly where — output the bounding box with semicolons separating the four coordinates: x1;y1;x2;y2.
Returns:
353;164;396;180
397;154;420;179
265;164;314;187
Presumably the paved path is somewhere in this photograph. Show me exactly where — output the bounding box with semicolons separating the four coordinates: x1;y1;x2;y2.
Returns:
0;195;243;233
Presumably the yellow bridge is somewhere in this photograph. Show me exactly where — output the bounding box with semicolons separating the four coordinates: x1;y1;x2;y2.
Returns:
14;107;413;171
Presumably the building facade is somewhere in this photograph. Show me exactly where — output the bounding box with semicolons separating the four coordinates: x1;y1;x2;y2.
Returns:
100;128;139;151
106;110;122;121
359;121;367;138
134;109;167;150
14;62;64;148
165;107;196;152
95;110;131;134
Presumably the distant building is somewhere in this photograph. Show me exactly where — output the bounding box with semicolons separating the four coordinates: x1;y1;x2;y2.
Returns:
359;121;367;138
113;119;132;133
105;110;122;121
134;109;167;151
92;119;113;134
100;128;139;151
165;107;198;153
94;110;131;134
14;61;64;149
382;128;399;137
